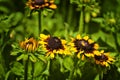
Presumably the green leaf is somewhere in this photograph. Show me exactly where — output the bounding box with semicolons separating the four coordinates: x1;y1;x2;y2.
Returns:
76;68;82;77
100;31;116;49
91;31;101;41
58;57;65;72
42;60;50;76
5;71;11;80
109;52;117;57
92;18;104;23
94;74;99;80
0;6;9;13
0;21;10;32
50;58;60;71
34;60;47;77
10;62;24;76
29;54;37;62
11;51;20;56
117;33;120;46
38;55;47;63
99;30;106;41
11;12;23;26
11;43;19;49
0;64;5;79
23;54;28;61
63;56;74;71
16;54;24;61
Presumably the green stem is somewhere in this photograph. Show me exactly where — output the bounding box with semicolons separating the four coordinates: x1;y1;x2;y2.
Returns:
68;58;78;80
79;11;84;34
38;10;42;35
99;71;103;80
64;23;69;40
68;68;74;80
24;56;29;80
31;62;34;80
85;23;89;34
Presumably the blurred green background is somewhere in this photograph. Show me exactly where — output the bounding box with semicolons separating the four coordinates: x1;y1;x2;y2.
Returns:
0;0;120;80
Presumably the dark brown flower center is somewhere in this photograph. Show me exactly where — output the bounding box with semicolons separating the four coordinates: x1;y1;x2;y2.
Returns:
94;54;108;62
35;0;45;5
83;43;95;53
74;39;83;50
26;41;34;47
46;37;64;51
26;41;33;45
74;39;95;53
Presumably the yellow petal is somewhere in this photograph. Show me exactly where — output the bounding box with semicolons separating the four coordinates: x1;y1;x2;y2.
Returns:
50;53;55;59
85;53;94;57
93;50;101;56
61;39;66;44
40;34;49;39
88;39;94;44
81;55;85;60
49;4;57;9
77;53;81;59
76;34;81;39
100;50;104;53
83;36;89;40
94;43;99;49
50;0;54;3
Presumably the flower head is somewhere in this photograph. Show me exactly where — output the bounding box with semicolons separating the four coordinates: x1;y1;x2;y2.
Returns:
39;34;70;59
26;0;57;10
94;50;114;67
69;34;99;59
20;38;38;52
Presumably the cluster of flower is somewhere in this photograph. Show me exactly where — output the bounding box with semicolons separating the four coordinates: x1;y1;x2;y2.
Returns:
20;34;114;67
18;0;114;67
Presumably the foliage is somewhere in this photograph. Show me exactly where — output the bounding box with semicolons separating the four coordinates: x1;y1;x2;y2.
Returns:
0;0;120;80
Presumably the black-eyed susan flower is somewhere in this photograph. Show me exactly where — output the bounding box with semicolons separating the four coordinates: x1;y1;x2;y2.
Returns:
69;34;99;59
20;37;38;52
11;38;39;62
26;0;57;10
94;50;114;67
39;34;70;59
